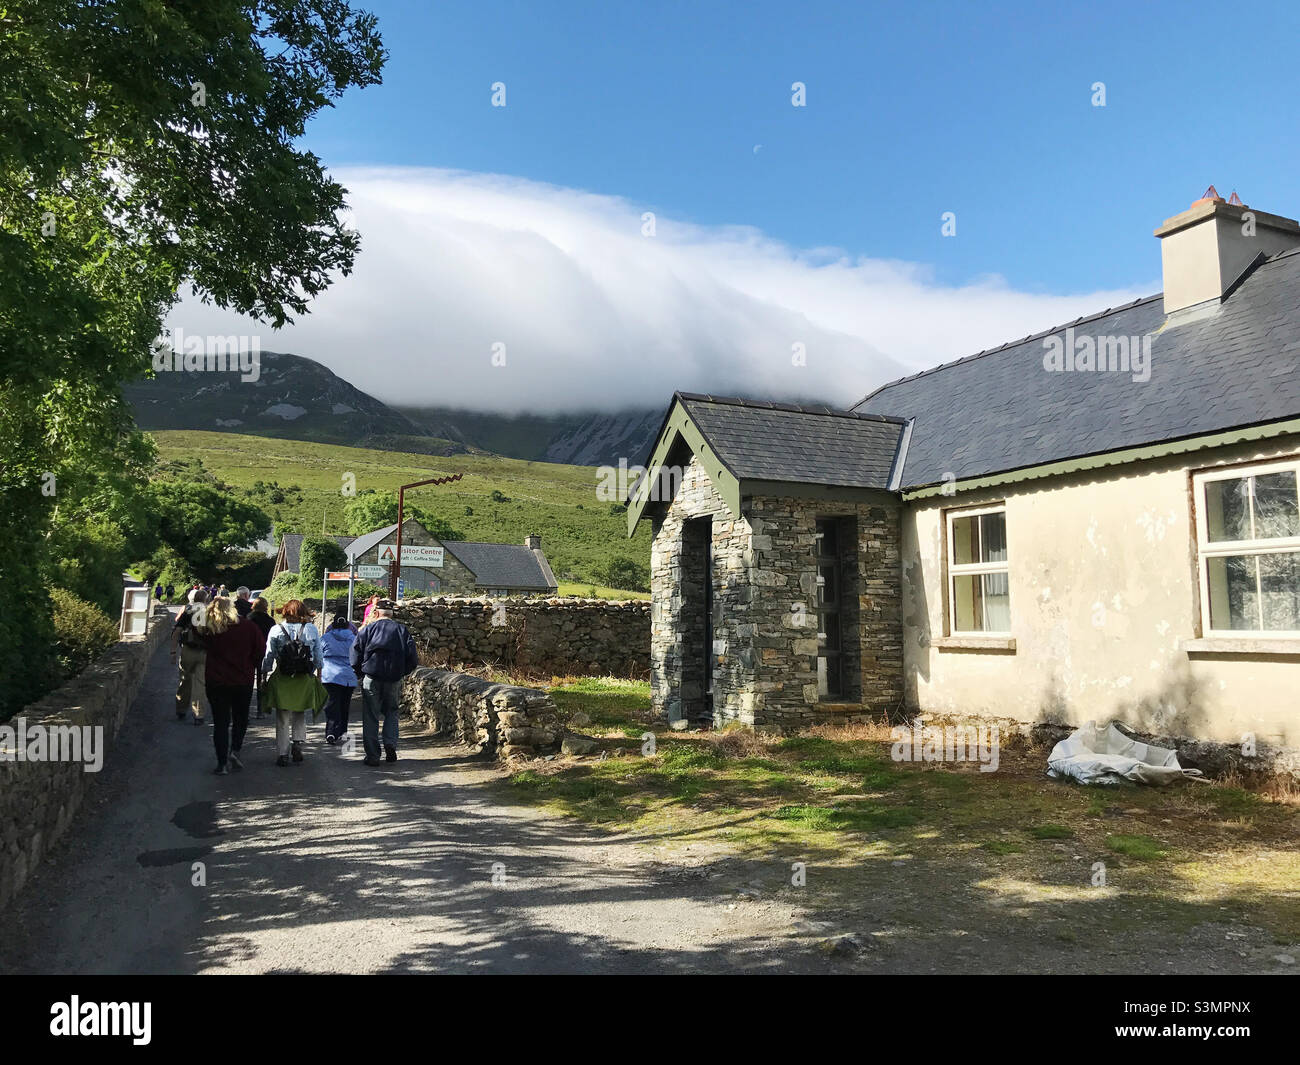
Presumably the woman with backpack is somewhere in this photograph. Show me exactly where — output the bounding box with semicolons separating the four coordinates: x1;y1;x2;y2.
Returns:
260;599;327;767
319;615;358;744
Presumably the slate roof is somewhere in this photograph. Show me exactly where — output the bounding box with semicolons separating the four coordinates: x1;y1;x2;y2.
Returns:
853;247;1300;489
277;533;353;573
442;541;556;591
345;522;402;561
674;393;907;491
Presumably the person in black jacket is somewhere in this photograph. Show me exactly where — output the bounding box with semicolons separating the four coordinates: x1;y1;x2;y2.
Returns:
349;601;419;766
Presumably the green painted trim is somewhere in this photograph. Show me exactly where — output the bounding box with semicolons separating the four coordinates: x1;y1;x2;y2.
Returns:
902;418;1300;501
742;480;898;505
626;399;742;535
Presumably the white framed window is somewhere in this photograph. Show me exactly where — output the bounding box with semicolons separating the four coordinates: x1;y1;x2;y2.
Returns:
946;504;1010;635
1194;459;1300;636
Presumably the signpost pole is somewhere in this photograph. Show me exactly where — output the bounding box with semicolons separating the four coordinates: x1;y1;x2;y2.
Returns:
321;567;328;628
346;555;356;622
388;472;466;601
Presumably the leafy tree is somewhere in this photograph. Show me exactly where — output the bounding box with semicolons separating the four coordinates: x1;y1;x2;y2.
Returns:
146;479;272;577
598;557;650;594
343;490;399;535
0;0;385;716
343;490;462;540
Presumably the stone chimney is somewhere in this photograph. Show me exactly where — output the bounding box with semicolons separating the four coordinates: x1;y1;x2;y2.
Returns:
1154;186;1300;316
524;534;541;550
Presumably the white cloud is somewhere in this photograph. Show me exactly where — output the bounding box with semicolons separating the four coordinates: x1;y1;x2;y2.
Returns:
169;166;1154;413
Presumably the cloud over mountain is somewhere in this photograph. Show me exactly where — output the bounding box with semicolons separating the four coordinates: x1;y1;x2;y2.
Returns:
170;167;1153;414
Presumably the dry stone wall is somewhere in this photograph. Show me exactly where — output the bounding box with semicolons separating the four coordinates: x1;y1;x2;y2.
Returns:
393;596;650;677
0;603;171;910
401;667;562;759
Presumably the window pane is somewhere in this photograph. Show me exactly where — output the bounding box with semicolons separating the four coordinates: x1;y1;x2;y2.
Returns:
1259;551;1300;631
953;573;979;631
952;515;978;565
1252;472;1300;540
1206;554;1258;630
953;571;1011;632
1205;478;1252;542
982;572;1010;630
818;564;837;606
980;513;1007;563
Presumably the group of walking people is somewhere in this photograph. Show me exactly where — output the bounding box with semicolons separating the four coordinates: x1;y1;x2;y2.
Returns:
171;588;419;773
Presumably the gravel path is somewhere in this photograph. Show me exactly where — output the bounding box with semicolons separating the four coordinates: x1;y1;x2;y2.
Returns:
0;638;825;974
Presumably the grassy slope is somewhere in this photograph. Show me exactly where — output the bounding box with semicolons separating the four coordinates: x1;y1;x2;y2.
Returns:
152;430;650;587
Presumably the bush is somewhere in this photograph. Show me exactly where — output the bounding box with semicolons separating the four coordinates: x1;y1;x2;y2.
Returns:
49;587;120;681
263;570;303;610
298;536;348;586
597;557;649;593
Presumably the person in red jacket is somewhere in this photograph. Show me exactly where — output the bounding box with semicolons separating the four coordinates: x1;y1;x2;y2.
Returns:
199;597;267;775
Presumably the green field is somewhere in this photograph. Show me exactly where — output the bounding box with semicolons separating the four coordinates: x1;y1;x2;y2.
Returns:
152;430;650;587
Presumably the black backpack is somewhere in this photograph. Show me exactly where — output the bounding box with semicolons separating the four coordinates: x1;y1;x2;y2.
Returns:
275;624;316;676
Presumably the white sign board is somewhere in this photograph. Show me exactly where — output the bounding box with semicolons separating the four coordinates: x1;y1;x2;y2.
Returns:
358;565;386;580
375;543;444;568
401;544;445;568
120;587;151;636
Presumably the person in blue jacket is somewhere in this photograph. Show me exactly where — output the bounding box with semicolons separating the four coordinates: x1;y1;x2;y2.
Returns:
320;614;358;744
349;600;419;766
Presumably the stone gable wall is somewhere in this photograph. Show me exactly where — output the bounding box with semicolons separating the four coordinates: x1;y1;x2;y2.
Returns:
651;455;903;730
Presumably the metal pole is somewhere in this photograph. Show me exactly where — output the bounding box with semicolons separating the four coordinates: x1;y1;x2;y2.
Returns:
346;554;356;622
391;486;405;601
321;566;328;628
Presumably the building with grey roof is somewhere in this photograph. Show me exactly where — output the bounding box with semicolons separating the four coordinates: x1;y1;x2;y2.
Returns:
274;520;556;597
631;189;1300;755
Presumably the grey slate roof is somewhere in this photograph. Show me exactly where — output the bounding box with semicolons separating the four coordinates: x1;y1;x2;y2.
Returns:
854;248;1300;489
441;541;555;590
278;533;353;573
345;522;401;561
676;393;907;491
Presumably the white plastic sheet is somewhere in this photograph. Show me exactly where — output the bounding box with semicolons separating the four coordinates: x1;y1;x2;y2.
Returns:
1047;720;1203;786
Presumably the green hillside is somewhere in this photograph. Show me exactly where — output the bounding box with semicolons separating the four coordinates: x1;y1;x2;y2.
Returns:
152;430;650;587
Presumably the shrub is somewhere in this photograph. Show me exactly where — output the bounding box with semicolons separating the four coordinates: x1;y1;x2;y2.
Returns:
49;587;120;681
298;536;348;588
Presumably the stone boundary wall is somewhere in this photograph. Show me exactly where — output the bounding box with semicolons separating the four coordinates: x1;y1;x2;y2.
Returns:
0;603;171;910
394;597;650;676
401;667;561;759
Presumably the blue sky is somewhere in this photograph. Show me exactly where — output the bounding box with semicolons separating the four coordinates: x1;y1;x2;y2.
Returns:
306;0;1300;293
181;0;1300;411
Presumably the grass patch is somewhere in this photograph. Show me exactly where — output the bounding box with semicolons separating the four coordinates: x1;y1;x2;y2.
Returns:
982;840;1025;855
1106;834;1167;861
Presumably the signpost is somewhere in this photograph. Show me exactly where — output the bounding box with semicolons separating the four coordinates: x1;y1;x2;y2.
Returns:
390;472;465;600
119;586;151;636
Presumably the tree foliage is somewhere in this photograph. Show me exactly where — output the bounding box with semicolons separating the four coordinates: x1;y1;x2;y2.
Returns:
0;0;385;716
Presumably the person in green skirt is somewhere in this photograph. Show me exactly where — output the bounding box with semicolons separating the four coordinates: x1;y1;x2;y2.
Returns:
260;599;327;767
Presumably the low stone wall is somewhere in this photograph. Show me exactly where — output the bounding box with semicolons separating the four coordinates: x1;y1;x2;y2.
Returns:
0;603;171;910
401;667;562;759
394;596;650;676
